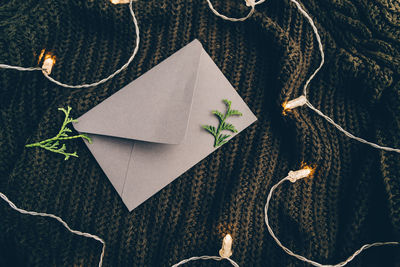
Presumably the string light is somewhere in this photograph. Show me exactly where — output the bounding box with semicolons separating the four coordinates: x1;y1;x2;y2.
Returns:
283;0;400;153
205;0;400;262
0;0;398;266
287;167;312;183
245;0;256;7
1;0;395;151
2;168;397;267
206;0;400;153
1;189;241;267
205;0;256;22
264;168;399;267
282;95;307;115
0;192;105;267
172;234;239;267
219;234;233;258
42;54;56;75
0;0;140;88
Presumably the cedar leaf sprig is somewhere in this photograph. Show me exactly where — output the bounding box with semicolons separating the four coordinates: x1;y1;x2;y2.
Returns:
203;99;242;148
25;106;92;160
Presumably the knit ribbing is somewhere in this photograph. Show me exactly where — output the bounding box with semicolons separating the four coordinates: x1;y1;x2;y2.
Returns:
1;0;399;266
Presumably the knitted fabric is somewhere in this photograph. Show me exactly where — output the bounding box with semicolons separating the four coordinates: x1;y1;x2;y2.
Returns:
0;0;399;266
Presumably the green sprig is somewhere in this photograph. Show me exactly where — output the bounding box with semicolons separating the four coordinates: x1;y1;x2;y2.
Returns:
203;99;242;148
25;106;92;160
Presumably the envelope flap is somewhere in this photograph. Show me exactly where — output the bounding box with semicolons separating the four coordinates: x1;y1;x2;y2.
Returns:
73;40;204;144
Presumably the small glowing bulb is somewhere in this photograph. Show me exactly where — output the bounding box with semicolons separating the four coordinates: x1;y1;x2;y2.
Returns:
282;95;307;114
42;54;56;75
219;234;233;258
245;0;256;7
288;166;313;183
110;0;131;4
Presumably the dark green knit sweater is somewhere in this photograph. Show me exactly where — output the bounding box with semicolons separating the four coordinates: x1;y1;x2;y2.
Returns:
0;0;399;266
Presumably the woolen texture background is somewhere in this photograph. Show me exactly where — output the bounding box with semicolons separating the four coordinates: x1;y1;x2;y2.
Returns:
0;0;399;266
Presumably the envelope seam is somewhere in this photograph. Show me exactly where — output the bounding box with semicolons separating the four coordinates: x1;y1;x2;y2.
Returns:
121;141;135;197
181;48;204;141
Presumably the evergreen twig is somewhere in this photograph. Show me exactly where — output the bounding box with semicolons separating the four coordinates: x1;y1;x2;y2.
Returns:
25;106;92;160
203;99;242;148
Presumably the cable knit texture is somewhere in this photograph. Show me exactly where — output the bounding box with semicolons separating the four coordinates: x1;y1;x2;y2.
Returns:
0;0;399;266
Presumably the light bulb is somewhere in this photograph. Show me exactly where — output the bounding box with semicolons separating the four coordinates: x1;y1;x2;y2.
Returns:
219;234;233;258
288;166;313;183
42;54;56;75
245;0;256;7
282;95;307;114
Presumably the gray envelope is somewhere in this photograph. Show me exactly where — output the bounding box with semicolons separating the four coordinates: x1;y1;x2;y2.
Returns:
73;39;257;211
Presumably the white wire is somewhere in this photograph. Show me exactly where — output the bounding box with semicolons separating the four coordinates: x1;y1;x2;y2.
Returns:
288;0;400;153
305;100;400;153
288;0;324;98
205;0;255;22
1;190;241;267
206;0;400;153
1;1;398;266
0;192;106;267
0;0;140;89
171;255;240;267
264;174;399;267
0;64;43;71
